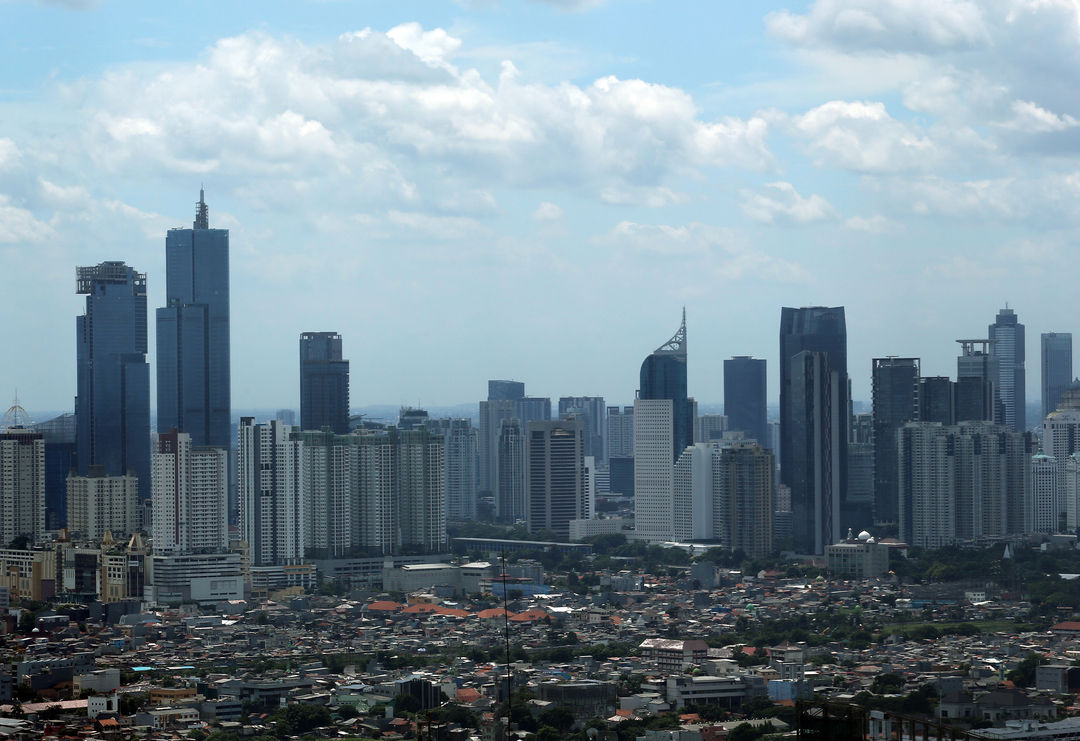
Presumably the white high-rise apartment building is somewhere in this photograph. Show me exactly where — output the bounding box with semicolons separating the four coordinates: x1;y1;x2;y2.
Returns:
152;430;228;555
634;398;674;542
672;441;774;557
67;469;139;540
444;420;477;522
899;421;1030;548
897;423;956;549
607;406;634;458
1039;387;1080;533
238;418;304;566
297;427;448;558
1065;453;1080;531
1030;452;1058;533
672;443;714;541
0;429;45;546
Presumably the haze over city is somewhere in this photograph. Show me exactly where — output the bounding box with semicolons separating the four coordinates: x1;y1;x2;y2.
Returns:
3;0;1078;413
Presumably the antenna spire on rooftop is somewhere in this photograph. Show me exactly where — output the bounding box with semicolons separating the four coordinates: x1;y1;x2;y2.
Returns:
194;186;209;229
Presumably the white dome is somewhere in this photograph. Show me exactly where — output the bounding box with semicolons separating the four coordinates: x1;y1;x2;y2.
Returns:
857;530;872;541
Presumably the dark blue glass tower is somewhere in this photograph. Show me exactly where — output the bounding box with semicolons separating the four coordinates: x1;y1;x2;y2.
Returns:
156;189;231;449
639;310;693;462
300;332;350;433
724;356;767;446
780;306;850;552
75;261;151;499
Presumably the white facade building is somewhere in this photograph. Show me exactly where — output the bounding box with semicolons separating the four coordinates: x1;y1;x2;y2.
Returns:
1030;453;1058;534
634;398;674;542
151;431;228;555
238;418;304;566
0;429;45;546
673;443;715;541
66;469;139;540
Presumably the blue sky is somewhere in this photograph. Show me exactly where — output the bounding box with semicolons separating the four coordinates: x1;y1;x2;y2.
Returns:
2;0;1078;415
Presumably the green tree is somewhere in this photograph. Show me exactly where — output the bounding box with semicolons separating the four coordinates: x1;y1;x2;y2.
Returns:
393;693;422;715
1007;654;1047;688
538;706;576;733
272;703;332;736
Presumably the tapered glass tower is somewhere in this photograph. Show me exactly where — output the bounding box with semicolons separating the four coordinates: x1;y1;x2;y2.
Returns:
156;189;231;448
639;309;693;462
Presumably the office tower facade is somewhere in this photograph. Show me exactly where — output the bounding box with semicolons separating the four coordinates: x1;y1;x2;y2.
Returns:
443;419;478;521
848;413;874;526
66;468;139;540
237;418;304;566
633;398;674;542
151;431;228;555
716;442;774;559
479;399;515;497
478;381;526;510
31;413;76;530
0;428;45;546
607;406;634;458
515;397;552;429
1030;452;1058;533
898;421;1031;548
695;414;727;444
608;455;634;497
918;376;955;425
488;380;525;401
639;311;693;462
558;396;606;461
525;419;585;538
724;356;767;446
1043;333;1073;421
990;308;1026;432
398;408;429;430
156;190;231;449
299;332;350;434
872;357;920;524
496;418;525;523
75;261;151;500
956;340;999;423
780;306;849;553
786;350;843;554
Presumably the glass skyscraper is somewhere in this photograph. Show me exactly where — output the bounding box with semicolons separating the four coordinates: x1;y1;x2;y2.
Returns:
75;261;151;499
156;189;231;448
723;356;767;446
779;306;850;552
639;310;692;462
871;357;919;525
1042;332;1073;419
989;307;1025;432
300;331;350;433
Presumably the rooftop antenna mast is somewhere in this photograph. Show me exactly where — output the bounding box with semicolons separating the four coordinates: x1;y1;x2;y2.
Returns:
194;185;209;229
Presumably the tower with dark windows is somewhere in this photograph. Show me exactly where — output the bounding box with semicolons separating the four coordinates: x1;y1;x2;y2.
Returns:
156;189;231;449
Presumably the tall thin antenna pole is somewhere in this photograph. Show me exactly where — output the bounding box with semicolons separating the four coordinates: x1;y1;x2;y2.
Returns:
501;551;512;717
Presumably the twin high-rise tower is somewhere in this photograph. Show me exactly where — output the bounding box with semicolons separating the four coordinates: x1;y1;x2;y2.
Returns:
75;190;230;518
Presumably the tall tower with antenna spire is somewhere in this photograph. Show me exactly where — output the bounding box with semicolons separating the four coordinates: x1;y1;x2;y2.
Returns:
157;189;231;452
634;309;695;542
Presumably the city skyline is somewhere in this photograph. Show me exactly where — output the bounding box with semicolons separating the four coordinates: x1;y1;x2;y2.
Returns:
4;1;1080;412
